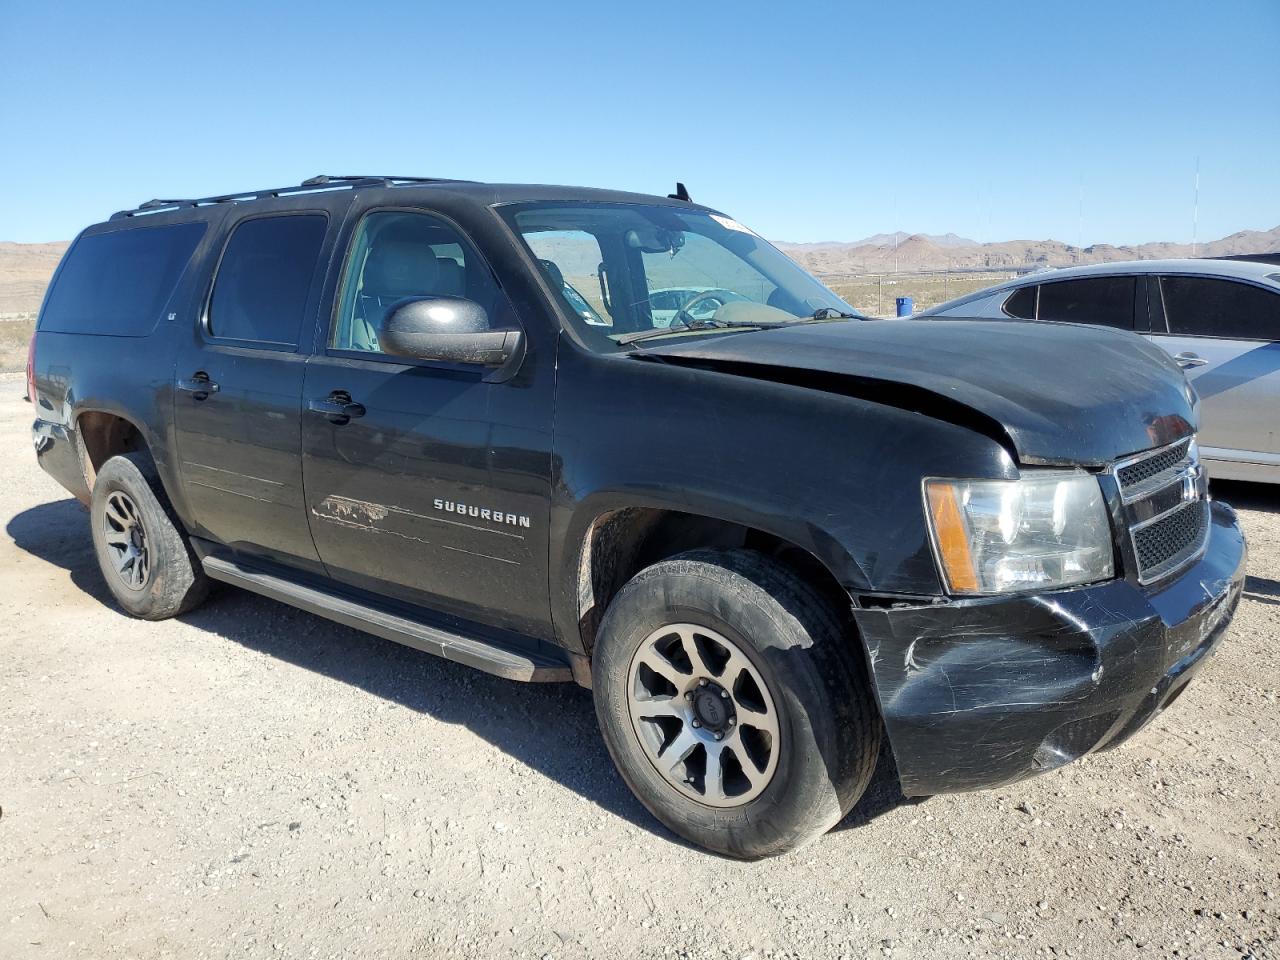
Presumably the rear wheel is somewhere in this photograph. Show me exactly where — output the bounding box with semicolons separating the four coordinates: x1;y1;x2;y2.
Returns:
90;453;209;620
592;548;880;859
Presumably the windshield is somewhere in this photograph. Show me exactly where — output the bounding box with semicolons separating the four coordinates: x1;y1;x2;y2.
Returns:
501;202;860;348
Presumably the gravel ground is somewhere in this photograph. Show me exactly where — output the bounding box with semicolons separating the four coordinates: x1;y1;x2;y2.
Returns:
1;377;1277;960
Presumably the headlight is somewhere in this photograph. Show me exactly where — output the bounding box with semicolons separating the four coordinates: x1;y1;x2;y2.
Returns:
923;471;1114;595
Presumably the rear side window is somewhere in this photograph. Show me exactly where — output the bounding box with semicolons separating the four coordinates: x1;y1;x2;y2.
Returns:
1036;276;1134;329
208;214;327;346
39;222;207;336
1160;276;1280;340
1001;285;1037;319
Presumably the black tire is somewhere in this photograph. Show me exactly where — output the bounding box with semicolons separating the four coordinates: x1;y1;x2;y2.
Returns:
89;452;210;620
591;548;881;859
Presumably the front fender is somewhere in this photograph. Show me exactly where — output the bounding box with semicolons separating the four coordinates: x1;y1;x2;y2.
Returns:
548;343;1017;649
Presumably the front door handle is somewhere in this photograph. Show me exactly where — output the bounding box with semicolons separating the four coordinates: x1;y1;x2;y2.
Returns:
308;392;366;425
1174;352;1209;369
177;372;220;399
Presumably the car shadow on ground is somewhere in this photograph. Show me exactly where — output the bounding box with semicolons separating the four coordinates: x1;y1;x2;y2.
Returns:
7;497;909;850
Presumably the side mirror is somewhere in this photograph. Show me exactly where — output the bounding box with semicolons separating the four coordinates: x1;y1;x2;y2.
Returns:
380;297;523;368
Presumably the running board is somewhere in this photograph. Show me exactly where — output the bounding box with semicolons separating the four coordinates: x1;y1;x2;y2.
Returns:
201;554;572;683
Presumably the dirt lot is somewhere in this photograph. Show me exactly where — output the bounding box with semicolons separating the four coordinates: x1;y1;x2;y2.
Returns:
0;378;1276;960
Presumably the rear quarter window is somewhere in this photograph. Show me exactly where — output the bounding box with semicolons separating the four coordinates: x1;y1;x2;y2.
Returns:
39;221;207;336
1001;285;1037;319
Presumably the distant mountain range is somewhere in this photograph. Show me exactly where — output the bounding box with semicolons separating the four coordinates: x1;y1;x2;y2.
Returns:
3;225;1279;316
835;231;979;249
775;225;1280;276
0;241;68;315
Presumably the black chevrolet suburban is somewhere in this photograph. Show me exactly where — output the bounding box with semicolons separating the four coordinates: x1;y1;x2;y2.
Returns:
29;175;1247;859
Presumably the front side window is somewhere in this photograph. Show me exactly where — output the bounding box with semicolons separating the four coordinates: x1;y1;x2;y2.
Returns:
1160;276;1279;340
502;202;858;349
207;214;327;345
1036;276;1135;329
332;210;507;354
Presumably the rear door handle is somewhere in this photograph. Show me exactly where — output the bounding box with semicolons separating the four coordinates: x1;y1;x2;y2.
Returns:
308;392;366;425
1173;352;1208;369
177;373;220;399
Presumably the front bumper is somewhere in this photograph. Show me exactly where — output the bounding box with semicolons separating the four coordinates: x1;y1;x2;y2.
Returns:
852;500;1246;797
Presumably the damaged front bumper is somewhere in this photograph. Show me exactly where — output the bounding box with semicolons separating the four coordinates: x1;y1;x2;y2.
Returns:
852;500;1247;797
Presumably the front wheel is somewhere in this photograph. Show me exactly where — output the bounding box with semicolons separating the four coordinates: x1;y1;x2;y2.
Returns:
591;549;881;859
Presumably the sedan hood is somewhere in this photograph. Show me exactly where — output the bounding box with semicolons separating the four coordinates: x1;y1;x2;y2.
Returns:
634;318;1196;466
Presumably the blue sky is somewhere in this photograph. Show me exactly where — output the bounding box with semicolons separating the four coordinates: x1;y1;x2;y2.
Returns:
1;0;1276;245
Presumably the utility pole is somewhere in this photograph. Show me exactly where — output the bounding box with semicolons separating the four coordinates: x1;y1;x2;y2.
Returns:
1192;156;1200;257
1077;180;1084;253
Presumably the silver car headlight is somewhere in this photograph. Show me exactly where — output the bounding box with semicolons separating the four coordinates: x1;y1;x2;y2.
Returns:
923;470;1114;595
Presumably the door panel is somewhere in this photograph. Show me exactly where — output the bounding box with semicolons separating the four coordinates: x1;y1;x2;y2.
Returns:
1148;275;1280;469
300;207;554;637
301;358;553;635
173;209;337;569
174;349;318;564
1150;332;1280;462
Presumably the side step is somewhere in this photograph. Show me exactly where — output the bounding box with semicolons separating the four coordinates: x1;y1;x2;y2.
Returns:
201;554;572;683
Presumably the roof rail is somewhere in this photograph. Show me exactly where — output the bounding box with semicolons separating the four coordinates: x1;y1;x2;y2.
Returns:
110;174;472;220
299;174;456;187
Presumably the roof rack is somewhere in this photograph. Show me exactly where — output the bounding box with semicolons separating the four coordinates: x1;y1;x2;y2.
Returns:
110;174;472;220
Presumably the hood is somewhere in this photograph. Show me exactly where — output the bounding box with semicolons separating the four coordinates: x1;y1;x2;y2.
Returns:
634;318;1196;466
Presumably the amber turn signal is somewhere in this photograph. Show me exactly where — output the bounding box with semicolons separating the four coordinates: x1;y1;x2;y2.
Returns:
924;480;980;593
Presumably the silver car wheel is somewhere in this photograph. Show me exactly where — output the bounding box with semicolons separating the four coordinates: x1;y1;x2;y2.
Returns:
101;491;150;591
626;623;781;808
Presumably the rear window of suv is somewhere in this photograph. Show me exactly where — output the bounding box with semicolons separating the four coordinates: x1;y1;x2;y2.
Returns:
39;221;207;336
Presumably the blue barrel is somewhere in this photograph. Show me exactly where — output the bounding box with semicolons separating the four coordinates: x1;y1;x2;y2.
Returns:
895;296;913;317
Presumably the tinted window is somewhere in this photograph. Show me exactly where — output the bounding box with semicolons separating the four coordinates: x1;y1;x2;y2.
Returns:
208;215;327;345
1036;276;1134;328
40;222;207;336
332;211;509;354
1002;285;1037;319
1160;276;1280;340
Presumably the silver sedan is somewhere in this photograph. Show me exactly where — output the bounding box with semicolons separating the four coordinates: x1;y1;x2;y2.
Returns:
922;258;1280;483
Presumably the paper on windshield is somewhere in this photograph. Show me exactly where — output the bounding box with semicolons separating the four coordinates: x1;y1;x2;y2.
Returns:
710;215;757;236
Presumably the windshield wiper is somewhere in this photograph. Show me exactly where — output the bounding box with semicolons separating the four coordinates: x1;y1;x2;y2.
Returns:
615;318;768;345
809;307;862;320
615;308;861;346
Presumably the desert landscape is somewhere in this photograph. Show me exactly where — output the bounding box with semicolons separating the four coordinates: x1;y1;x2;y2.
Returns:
3;224;1278;372
775;224;1280;276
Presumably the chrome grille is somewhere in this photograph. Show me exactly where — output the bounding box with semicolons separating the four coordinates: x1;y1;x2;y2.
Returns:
1132;500;1209;580
1116;438;1192;491
1113;438;1209;585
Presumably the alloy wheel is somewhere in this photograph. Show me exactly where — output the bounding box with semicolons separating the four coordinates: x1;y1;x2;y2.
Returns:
626;623;781;807
101;490;150;590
